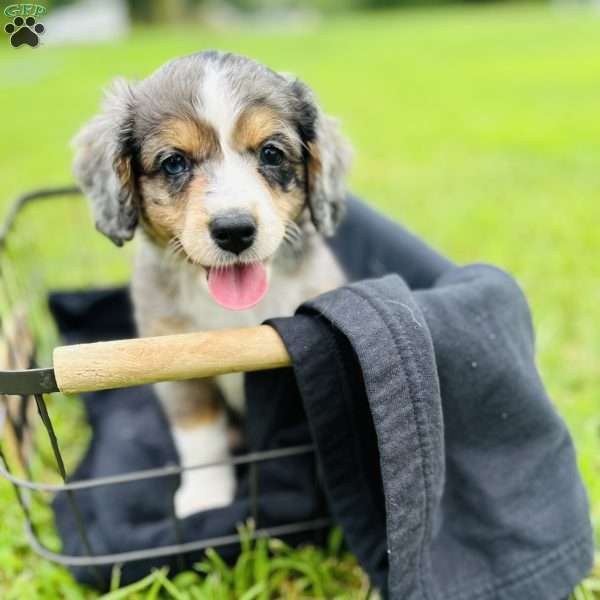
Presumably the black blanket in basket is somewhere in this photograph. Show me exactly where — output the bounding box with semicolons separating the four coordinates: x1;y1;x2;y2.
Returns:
51;197;594;598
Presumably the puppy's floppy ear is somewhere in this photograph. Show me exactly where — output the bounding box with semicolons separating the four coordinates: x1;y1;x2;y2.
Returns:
291;79;353;236
72;78;139;247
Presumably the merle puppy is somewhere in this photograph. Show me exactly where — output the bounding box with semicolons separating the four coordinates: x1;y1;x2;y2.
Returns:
73;50;352;517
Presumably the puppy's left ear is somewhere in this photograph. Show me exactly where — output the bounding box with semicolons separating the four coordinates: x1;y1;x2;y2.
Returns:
291;80;353;236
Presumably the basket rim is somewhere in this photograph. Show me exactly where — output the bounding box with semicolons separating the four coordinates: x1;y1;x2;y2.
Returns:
0;403;315;492
24;517;332;567
0;185;81;250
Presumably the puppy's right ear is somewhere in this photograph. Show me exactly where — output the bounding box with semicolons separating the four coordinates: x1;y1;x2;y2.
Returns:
72;78;139;247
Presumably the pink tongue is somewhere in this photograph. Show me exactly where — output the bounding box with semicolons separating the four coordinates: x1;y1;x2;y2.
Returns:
207;263;268;310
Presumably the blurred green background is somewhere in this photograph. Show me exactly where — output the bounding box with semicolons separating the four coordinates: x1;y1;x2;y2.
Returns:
0;0;599;597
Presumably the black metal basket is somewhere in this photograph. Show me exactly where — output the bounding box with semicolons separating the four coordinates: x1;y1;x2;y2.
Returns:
0;187;328;584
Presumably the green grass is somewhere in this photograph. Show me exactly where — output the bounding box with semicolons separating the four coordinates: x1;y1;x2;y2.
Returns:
0;3;599;597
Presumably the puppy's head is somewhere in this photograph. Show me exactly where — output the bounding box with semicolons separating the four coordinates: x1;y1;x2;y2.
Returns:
73;51;352;310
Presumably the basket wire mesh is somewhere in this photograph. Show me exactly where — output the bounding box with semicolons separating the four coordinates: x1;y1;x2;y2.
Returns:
0;187;328;586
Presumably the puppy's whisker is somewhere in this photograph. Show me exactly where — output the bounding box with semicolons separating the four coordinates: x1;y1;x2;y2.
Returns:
244;248;261;265
283;220;304;253
284;220;302;238
209;250;236;272
165;237;187;265
283;231;302;245
167;239;182;255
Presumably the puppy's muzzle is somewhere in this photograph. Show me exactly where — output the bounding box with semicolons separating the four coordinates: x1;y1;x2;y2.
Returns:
209;213;257;255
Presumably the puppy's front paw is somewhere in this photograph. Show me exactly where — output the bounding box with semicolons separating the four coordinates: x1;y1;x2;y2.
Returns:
174;463;235;518
172;417;235;518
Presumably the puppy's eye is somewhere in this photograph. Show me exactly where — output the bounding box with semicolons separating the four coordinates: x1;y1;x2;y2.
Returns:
161;153;189;176
259;144;284;167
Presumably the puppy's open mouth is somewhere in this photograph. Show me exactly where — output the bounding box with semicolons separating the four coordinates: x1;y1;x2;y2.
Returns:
206;263;268;311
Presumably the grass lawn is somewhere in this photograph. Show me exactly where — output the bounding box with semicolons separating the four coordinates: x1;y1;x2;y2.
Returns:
0;2;599;597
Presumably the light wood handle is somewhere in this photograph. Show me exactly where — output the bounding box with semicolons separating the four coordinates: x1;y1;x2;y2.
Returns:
53;325;291;394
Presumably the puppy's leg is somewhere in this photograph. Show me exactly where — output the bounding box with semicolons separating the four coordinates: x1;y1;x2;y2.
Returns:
155;379;235;518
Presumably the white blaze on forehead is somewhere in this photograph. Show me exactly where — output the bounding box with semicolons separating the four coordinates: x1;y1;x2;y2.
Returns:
198;64;239;145
197;64;275;221
187;61;285;263
204;151;266;214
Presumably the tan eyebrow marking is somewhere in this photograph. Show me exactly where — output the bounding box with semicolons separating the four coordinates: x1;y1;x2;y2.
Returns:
232;105;300;152
141;117;220;172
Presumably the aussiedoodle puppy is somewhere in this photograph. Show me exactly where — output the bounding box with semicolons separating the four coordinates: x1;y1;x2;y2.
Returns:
73;50;352;517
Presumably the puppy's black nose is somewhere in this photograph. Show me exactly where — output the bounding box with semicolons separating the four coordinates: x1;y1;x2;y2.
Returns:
209;214;257;255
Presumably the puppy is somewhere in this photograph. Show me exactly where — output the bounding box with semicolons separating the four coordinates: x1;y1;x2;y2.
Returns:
72;51;351;517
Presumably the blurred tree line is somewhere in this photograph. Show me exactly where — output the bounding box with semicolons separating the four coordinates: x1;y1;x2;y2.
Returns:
124;0;413;20
43;0;499;22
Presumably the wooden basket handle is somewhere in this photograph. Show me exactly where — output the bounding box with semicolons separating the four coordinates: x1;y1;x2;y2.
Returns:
53;325;291;395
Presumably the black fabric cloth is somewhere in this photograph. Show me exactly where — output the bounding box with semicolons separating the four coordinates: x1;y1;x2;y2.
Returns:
327;196;453;288
265;269;593;599
51;196;594;597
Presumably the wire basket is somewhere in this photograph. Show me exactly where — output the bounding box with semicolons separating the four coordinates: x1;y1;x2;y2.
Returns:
0;187;328;586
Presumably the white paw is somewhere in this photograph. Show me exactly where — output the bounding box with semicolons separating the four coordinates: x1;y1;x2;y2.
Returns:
172;417;236;518
174;463;235;518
